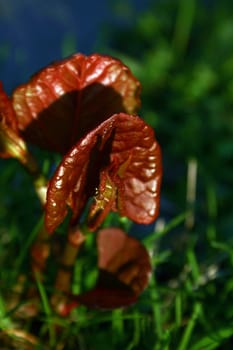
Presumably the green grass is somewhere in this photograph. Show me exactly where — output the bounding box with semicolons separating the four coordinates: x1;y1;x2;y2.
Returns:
0;158;232;349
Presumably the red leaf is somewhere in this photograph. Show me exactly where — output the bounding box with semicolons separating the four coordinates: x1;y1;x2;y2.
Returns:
97;228;152;296
88;113;163;230
0;82;18;133
45;117;114;233
65;228;151;310
45;113;162;233
0;82;27;160
73;287;137;311
12;54;141;153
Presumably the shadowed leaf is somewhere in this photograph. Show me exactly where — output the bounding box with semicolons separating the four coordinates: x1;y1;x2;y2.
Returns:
64;228;151;311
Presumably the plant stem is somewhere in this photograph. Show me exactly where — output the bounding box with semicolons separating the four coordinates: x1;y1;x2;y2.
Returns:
177;302;201;350
51;225;86;315
29;171;50;279
35;272;56;347
185;158;198;230
30;222;50;278
20;150;51;278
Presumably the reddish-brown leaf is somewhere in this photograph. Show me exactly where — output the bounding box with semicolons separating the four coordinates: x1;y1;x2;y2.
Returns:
97;227;152;296
72;287;137;311
12;54;141;153
45;113;162;233
63;228;151;311
0;82;18;133
0;82;27;160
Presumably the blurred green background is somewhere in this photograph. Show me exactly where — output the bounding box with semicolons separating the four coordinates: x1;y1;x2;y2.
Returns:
0;0;233;349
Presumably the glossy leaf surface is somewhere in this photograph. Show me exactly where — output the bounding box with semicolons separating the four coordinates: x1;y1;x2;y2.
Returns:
65;228;151;311
45;113;162;233
12;54;141;153
0;82;27;160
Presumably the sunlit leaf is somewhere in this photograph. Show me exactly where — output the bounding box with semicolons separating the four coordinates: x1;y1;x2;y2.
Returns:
0;82;28;161
45;113;162;233
12;53;141;153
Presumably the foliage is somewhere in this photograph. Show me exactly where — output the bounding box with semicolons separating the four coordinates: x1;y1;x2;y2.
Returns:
0;52;163;348
0;0;233;349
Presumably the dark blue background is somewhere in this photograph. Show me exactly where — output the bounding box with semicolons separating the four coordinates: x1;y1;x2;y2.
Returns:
0;0;150;93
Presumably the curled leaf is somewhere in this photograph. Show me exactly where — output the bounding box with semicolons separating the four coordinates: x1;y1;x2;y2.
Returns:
64;228;151;311
12;54;141;153
45;113;162;233
0;82;28;161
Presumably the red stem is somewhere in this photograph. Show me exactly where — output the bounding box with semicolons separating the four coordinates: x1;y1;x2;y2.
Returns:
51;225;86;315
